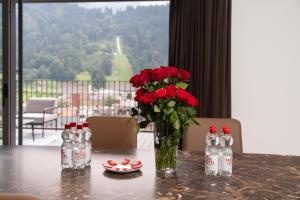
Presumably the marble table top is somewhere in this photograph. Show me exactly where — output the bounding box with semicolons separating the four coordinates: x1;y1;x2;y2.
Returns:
0;146;299;200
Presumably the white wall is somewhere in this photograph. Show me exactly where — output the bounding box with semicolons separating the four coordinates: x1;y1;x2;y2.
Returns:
232;0;300;156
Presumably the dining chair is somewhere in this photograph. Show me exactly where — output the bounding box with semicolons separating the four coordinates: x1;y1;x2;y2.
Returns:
86;116;137;149
182;118;243;153
0;193;42;200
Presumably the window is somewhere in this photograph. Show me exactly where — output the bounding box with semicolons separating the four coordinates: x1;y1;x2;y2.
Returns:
24;2;169;81
21;1;169;145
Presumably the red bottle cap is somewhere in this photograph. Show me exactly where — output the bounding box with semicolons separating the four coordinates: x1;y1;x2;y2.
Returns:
209;125;217;134
70;122;76;127
77;124;83;129
83;122;89;127
65;124;71;129
223;125;231;134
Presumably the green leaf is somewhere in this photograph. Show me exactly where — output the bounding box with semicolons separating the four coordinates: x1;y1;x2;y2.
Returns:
167;100;176;107
146;114;153;122
135;124;141;134
176;82;189;89
163;108;168;114
149;86;155;91
176;106;185;114
191;118;200;125
187;107;196;116
173;119;180;130
154;105;161;112
139;121;150;129
170;112;177;123
166;108;174;115
131;107;138;115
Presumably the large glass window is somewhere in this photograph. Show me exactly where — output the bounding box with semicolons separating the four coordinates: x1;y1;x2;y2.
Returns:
21;1;169;145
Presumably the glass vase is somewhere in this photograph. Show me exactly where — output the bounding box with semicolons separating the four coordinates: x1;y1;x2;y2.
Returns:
154;130;178;174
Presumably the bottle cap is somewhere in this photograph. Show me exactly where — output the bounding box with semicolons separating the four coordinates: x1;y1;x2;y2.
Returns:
77;124;83;129
83;122;89;127
223;125;231;134
65;124;71;129
209;125;217;134
70;122;76;127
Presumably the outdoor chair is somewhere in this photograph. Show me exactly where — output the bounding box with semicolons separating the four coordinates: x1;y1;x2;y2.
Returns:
23;98;58;141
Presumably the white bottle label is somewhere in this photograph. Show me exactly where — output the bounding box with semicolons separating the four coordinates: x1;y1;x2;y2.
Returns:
220;156;232;172
61;149;72;165
73;150;85;165
205;155;219;171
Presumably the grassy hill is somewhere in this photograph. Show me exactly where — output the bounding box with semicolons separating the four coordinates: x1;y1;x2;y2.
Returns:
106;53;133;81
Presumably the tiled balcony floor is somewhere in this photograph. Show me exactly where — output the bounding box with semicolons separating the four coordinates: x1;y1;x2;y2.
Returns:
21;129;154;150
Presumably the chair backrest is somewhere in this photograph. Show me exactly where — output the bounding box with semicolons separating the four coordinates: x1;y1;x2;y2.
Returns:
182;118;243;153
86;116;137;149
0;193;42;200
26;98;57;113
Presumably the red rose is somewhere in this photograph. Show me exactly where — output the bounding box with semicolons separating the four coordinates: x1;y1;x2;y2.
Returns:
168;67;179;78
134;88;145;102
186;96;199;107
130;74;147;88
139;92;156;104
176;88;192;101
152;68;167;82
130;74;139;87
140;69;154;82
165;84;176;98
160;66;178;78
155;88;167;99
134;96;140;102
178;69;191;82
135;88;145;96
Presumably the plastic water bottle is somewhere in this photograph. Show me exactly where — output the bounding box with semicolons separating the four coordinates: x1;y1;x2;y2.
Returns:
205;125;219;176
70;122;77;133
219;125;233;176
83;122;92;166
61;124;73;169
72;124;85;169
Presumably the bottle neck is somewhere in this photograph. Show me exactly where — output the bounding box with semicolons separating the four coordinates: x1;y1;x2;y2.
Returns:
208;133;219;146
222;135;232;147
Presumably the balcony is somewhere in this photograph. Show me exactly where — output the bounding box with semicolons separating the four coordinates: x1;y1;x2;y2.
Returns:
1;79;154;146
22;80;136;126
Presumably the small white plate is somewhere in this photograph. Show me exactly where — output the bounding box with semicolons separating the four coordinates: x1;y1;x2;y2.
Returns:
103;159;143;173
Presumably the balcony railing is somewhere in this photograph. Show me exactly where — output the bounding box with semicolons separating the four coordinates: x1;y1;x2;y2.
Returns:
15;79;153;132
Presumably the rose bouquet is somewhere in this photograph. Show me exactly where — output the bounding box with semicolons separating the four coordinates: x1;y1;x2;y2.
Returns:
130;66;199;173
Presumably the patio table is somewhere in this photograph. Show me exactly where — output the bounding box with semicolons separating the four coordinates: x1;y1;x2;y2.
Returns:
0;146;299;199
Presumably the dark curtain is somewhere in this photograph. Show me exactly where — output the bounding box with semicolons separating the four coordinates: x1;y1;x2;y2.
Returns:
169;0;232;118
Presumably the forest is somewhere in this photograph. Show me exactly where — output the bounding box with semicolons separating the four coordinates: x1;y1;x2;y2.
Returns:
20;3;169;81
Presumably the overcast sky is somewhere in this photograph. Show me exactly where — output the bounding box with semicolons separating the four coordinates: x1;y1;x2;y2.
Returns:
77;2;169;11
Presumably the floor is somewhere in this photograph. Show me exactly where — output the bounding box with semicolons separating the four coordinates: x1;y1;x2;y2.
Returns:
21;128;154;150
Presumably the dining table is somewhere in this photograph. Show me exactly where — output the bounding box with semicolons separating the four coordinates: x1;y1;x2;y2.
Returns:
0;146;299;200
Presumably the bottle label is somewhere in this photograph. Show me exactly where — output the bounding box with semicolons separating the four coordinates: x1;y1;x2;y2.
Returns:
220;156;232;172
205;155;219;171
61;149;72;165
73;150;85;166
